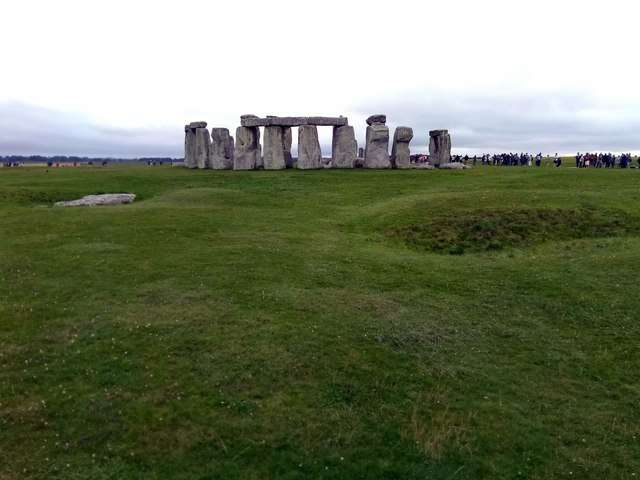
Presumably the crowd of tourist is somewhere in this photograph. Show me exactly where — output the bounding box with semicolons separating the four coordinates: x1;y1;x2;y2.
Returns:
574;152;635;168
444;152;639;168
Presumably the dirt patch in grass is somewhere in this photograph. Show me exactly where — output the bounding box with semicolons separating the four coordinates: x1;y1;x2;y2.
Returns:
389;207;640;254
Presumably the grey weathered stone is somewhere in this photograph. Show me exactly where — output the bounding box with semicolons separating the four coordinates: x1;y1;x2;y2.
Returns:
411;163;435;170
366;114;386;126
184;128;197;168
55;193;136;207
227;136;235;162
263;126;287;170
439;162;469;170
391;127;413;169
283;127;293;168
241;116;348;127
364;124;390;168
297;125;322;169
210;128;234;169
189;121;207;129
332;125;357;168
358;147;364;158
234;126;261;170
194;127;210;169
429;130;451;166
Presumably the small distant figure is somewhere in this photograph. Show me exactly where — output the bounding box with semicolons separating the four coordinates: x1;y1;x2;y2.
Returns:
535;153;542;167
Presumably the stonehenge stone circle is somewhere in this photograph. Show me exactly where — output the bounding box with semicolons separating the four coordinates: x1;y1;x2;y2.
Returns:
184;114;453;171
234;126;261;170
263;126;287;170
429;130;452;166
332;125;357;168
210;128;234;170
194;127;211;169
391;127;413;169
298;125;322;169
364;123;390;169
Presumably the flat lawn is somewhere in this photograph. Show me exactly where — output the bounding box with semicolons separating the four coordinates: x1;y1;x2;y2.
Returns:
1;165;639;479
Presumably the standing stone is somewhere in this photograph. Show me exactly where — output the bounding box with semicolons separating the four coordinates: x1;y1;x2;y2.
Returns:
332;125;357;168
184;126;197;168
210;128;234;169
234;126;261;170
429;130;452;166
358;147;364;158
391;127;413;169
226;136;235;166
297;125;322;169
283;127;293;168
263;126;287;170
364;124;390;168
194;128;210;169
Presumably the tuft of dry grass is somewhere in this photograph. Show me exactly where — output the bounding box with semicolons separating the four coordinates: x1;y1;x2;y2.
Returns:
408;389;474;460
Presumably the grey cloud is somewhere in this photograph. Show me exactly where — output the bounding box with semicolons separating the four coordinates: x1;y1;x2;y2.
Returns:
351;88;640;154
0;102;182;158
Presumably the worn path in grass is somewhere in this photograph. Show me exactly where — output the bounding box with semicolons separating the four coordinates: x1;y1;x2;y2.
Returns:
1;166;639;479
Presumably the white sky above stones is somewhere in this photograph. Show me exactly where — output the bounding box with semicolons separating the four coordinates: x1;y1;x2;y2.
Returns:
1;0;639;157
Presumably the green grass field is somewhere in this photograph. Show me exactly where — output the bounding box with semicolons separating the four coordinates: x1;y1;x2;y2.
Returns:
1;165;639;479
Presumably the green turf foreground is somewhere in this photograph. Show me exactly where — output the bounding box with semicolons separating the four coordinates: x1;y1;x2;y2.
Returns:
1;166;639;479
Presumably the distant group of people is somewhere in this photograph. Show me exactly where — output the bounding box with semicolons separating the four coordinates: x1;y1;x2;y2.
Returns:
575;152;636;168
461;153;552;167
448;152;638;169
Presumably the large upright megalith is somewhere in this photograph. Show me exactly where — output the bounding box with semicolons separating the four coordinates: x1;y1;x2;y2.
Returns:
194;127;211;169
332;125;357;168
184;121;208;168
297;125;322;169
364;114;390;168
429;130;451;166
234;125;261;170
263;126;287;170
210;128;234;169
283;127;293;168
184;125;197;168
391;127;413;169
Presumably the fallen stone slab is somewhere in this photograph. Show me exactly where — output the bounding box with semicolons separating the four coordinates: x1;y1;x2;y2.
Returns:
438;162;469;170
55;193;136;207
411;163;435;170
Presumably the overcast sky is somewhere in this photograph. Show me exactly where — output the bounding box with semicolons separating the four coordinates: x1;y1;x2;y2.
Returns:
1;0;639;157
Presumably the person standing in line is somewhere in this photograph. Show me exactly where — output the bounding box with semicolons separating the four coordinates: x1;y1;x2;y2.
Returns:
554;153;562;167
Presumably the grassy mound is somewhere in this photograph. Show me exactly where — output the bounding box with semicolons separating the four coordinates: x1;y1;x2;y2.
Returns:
390;207;640;254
